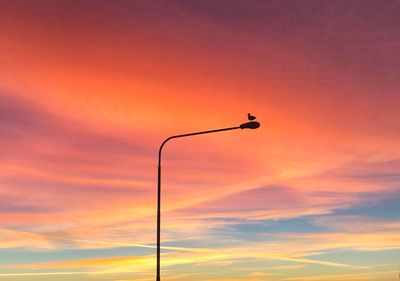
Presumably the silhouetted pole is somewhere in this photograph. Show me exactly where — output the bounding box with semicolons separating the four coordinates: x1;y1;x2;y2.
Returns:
156;120;260;281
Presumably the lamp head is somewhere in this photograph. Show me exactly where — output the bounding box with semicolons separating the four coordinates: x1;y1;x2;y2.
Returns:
240;121;260;129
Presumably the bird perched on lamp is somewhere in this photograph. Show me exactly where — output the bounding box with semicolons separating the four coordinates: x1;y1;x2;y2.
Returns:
247;113;256;121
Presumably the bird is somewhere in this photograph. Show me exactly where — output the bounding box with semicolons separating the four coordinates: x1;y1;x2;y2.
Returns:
247;113;256;121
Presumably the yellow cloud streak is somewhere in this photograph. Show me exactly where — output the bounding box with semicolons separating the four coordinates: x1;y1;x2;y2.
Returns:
68;238;215;253
15;255;152;269
283;270;396;281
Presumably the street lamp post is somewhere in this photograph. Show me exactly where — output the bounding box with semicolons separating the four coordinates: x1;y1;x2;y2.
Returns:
156;120;260;281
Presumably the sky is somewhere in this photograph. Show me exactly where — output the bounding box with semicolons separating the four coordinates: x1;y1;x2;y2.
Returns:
0;0;399;280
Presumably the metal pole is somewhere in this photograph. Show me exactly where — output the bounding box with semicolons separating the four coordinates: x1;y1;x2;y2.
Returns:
156;125;241;281
156;164;161;281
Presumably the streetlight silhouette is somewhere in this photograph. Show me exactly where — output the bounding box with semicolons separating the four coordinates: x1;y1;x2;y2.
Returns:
156;120;260;281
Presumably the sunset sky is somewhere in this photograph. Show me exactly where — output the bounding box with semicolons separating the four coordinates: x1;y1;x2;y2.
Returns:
0;1;399;280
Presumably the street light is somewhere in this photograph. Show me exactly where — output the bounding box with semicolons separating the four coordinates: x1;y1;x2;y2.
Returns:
156;120;260;281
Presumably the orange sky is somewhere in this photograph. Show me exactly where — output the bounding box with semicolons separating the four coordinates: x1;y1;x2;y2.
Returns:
0;1;399;281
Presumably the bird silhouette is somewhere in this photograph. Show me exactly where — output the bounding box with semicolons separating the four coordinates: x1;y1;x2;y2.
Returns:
247;113;256;121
